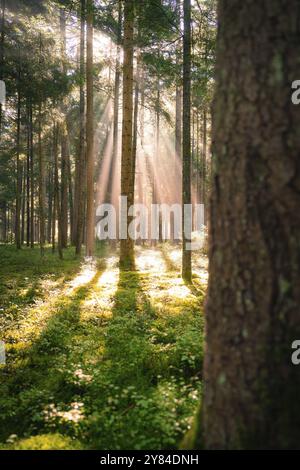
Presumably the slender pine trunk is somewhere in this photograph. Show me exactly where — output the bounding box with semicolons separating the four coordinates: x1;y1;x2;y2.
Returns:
75;0;86;255
59;8;69;249
131;53;140;197
182;0;192;282
15;85;22;249
38;102;45;256
29;103;34;248
120;0;135;269
54;122;63;259
175;0;182;161
26;103;30;246
0;0;5;138
112;0;122;165
21;162;25;244
85;0;95;257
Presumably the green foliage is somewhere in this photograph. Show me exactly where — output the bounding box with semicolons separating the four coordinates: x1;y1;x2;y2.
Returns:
0;2;76;210
0;247;205;450
0;245;81;324
0;433;81;450
192;0;217;108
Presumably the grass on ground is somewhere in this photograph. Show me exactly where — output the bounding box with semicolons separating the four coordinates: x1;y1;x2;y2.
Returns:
0;243;205;450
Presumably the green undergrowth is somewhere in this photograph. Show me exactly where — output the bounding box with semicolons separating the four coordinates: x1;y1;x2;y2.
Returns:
0;245;82;330
0;244;205;450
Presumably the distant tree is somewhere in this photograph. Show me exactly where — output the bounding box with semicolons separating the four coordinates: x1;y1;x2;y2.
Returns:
182;0;192;282
75;0;86;255
119;0;135;269
85;0;95;257
59;7;69;249
111;0;122;172
15;56;21;249
175;0;182;161
0;0;5;137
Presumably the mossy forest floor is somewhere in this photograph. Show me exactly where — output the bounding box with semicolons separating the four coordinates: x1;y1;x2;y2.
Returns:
0;243;207;450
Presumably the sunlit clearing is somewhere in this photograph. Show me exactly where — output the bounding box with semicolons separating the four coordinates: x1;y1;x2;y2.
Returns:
192;255;209;285
81;256;119;321
150;277;191;301
67;260;97;293
165;247;181;265
166;278;191;298
135;247;167;272
161;245;208;287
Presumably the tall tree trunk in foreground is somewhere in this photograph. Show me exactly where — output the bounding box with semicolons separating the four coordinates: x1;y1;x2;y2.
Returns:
75;0;86;255
182;0;191;282
120;0;134;269
201;0;300;449
85;0;95;257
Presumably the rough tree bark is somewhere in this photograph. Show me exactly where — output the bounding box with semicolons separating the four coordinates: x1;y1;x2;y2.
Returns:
201;0;300;450
120;0;135;269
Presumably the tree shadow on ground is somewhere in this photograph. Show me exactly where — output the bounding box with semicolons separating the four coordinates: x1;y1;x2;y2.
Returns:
85;262;204;450
0;260;106;442
100;266;159;389
0;246;81;335
159;244;179;272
